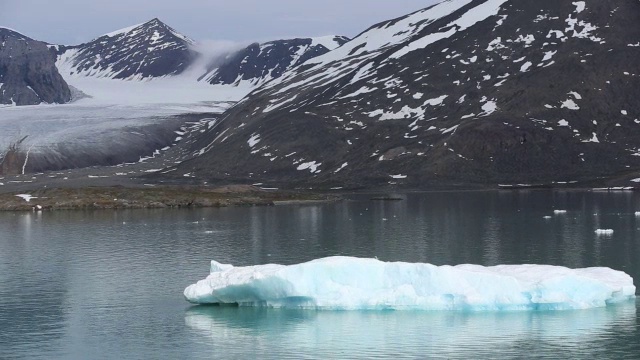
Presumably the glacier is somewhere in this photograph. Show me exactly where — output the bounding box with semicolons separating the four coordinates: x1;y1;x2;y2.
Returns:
184;256;635;311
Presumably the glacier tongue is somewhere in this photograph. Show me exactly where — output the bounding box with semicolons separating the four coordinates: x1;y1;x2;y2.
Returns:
184;257;635;311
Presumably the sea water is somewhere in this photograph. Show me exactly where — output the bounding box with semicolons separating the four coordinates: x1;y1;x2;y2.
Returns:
1;190;639;359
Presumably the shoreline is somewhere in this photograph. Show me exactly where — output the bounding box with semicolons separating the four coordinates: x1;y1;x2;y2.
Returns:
2;182;639;212
0;185;340;212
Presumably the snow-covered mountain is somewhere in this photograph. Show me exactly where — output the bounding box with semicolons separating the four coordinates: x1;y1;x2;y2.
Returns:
0;27;71;105
55;18;197;80
0;18;350;174
171;0;640;189
200;36;350;87
55;17;350;88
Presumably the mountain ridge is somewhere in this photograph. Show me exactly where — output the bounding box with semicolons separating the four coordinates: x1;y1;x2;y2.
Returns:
199;35;350;87
164;0;640;189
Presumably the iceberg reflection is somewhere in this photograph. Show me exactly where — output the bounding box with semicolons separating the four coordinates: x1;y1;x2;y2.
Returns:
185;302;637;358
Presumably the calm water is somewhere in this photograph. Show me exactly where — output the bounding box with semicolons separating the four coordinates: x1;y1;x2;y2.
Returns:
1;190;639;359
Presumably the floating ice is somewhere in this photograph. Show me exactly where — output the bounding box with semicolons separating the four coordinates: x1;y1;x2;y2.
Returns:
184;256;635;311
595;229;614;235
554;210;567;214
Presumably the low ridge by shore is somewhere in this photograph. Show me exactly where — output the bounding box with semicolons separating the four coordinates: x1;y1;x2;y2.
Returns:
0;185;338;211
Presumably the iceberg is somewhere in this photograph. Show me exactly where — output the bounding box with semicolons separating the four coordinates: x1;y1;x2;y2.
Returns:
184;256;635;311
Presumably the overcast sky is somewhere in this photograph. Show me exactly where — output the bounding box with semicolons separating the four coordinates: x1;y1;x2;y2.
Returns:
1;0;438;45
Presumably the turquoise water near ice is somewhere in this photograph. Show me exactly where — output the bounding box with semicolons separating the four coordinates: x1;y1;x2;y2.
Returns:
1;190;639;359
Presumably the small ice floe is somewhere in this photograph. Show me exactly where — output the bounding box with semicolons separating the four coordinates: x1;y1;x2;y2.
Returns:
16;194;36;202
595;229;614;235
543;216;553;219
635;212;640;216
554;210;567;214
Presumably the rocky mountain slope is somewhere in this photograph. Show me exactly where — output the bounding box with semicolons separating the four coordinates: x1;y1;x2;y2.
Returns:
0;27;71;105
200;36;349;87
55;18;197;80
168;0;640;189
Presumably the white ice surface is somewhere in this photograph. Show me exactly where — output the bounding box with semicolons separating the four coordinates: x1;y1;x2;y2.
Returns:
595;229;614;235
0;69;251;149
184;256;635;311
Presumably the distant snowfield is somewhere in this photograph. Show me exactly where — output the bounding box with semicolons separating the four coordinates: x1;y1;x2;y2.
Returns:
63;74;251;106
0;74;252;150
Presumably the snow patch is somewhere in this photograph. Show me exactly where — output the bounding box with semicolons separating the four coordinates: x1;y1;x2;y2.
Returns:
297;161;322;173
247;134;261;148
561;99;580;110
480;101;498;116
582;133;600;143
542;50;557;61
334;162;348;173
424;95;448;106
520;62;532;72
568;91;582;100
15;194;36;202
573;1;586;13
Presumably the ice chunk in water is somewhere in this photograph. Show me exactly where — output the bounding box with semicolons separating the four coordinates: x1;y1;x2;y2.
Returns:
184;257;635;311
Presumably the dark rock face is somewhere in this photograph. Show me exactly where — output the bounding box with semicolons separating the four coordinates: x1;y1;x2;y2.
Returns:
200;36;349;86
0;137;27;175
0;28;71;105
169;0;640;189
57;18;197;79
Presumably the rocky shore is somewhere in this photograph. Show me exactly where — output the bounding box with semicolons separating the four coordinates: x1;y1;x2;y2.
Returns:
0;185;338;211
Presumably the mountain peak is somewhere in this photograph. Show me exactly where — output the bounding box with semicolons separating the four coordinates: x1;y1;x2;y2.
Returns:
59;17;196;80
143;18;168;28
97;18;193;44
0;26;32;41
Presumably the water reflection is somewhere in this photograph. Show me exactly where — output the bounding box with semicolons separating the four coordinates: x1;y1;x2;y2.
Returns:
1;191;640;359
0;212;70;358
185;302;638;359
